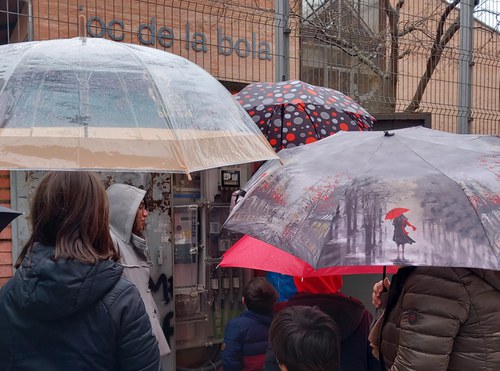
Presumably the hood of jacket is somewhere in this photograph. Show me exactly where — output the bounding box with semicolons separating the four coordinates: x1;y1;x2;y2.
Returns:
6;244;123;321
107;183;145;244
286;292;367;341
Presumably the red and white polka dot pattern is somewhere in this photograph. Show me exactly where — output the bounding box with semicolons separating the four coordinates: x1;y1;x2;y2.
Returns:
235;80;375;151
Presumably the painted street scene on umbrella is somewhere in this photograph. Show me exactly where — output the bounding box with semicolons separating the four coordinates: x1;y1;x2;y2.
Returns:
0;1;499;371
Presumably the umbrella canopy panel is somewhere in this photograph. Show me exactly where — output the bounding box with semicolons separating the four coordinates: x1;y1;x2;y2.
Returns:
219;235;398;277
235;80;374;151
0;38;277;172
224;127;500;271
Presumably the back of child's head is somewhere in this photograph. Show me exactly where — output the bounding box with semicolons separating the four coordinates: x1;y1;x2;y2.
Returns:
243;277;278;315
269;305;341;371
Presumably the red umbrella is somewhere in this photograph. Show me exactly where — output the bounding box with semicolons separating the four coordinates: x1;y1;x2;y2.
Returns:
385;207;410;220
219;235;398;277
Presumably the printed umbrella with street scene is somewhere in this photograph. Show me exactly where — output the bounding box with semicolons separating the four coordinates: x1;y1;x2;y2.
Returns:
0;38;278;174
219;234;398;277
0;206;22;233
223;126;500;271
235;80;374;151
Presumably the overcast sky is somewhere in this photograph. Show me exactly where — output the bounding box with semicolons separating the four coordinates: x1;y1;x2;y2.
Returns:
474;0;499;30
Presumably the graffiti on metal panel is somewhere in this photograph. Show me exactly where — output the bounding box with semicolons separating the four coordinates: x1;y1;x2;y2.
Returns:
150;274;174;343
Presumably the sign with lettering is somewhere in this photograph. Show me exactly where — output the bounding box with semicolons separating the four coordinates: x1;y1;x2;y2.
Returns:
87;16;272;60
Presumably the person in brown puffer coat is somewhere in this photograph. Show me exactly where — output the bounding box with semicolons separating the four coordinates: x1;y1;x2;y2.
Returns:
370;266;500;371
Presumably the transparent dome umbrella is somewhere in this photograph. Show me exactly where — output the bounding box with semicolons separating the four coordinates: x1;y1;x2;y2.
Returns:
0;38;278;173
223;127;500;271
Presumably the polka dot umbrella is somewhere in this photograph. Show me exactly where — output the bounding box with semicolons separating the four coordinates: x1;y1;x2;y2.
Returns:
235;80;375;151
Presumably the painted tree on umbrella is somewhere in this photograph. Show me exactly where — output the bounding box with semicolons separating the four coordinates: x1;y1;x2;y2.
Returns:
235;80;375;151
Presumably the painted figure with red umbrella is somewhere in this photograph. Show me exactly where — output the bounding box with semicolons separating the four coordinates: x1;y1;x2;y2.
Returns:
385;207;417;260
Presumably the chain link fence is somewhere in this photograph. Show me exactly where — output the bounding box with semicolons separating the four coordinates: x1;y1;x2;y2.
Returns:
296;0;499;134
1;0;498;134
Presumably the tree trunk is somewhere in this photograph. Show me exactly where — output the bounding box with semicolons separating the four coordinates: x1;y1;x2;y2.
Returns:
405;1;461;112
384;0;404;110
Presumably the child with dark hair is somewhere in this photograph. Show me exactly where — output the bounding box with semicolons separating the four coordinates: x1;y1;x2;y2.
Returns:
269;306;341;371
266;275;380;371
221;277;278;371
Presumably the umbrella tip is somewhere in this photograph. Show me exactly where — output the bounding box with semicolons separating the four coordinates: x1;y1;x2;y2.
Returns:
384;131;395;137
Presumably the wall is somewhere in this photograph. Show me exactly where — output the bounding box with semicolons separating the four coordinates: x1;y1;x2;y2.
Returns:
396;0;499;134
0;171;12;287
31;0;300;84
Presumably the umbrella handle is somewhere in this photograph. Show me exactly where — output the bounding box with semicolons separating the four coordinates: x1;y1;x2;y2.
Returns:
379;265;389;309
382;265;388;292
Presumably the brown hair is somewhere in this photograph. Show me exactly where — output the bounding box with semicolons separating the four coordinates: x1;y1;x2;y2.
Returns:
15;171;118;267
243;277;278;315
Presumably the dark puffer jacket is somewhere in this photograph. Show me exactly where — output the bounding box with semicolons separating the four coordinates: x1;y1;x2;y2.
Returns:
0;244;163;371
222;310;273;371
378;267;500;371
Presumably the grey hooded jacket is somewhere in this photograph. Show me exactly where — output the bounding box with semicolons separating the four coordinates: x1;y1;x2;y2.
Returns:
107;184;171;357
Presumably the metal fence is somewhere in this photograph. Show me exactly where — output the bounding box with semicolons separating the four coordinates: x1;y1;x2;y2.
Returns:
296;0;499;134
1;0;498;134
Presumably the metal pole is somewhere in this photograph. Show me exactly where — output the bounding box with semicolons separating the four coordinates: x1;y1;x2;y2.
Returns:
27;0;34;41
275;0;290;81
457;0;474;134
283;0;290;81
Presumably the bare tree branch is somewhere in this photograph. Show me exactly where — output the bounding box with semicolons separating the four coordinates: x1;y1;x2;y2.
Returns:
294;0;486;114
307;32;389;79
405;0;461;112
384;0;403;102
399;49;411;59
299;1;391;79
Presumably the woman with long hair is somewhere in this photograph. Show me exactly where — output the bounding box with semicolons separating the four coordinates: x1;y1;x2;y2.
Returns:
0;172;162;371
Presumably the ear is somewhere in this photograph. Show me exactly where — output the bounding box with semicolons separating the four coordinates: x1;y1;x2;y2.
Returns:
279;364;288;371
